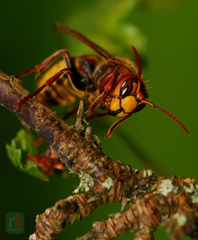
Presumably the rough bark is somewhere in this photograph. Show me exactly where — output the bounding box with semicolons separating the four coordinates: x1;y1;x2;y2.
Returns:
0;71;198;240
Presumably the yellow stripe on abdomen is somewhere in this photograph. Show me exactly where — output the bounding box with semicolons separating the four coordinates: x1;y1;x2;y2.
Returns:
37;59;85;106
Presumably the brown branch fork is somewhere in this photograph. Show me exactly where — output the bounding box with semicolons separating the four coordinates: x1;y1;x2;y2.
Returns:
0;71;198;240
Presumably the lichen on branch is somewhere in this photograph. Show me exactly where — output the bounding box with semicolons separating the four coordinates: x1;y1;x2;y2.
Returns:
0;71;198;240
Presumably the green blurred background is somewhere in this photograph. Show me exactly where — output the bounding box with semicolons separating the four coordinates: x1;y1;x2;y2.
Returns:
0;0;197;239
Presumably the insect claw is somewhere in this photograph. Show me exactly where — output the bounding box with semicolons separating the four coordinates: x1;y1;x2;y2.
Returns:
14;97;28;110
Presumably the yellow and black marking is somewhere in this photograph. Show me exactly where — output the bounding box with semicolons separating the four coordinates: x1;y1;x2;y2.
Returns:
37;59;85;106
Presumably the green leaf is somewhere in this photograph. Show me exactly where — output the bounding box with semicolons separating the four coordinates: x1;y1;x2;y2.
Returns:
6;129;49;181
6;139;22;168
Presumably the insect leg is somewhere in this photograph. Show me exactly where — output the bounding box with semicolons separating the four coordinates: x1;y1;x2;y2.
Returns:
15;49;72;78
85;70;119;117
87;113;108;119
105;115;131;138
15;68;73;109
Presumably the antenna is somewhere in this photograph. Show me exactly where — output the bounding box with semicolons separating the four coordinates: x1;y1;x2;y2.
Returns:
131;46;142;94
141;100;189;134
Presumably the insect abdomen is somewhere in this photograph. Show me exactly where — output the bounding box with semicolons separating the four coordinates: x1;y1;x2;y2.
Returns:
37;59;85;106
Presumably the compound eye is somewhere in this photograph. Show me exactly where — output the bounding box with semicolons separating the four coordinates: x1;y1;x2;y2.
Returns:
120;78;135;98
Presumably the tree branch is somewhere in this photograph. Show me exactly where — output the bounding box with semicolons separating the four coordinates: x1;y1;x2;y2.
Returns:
0;71;198;240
